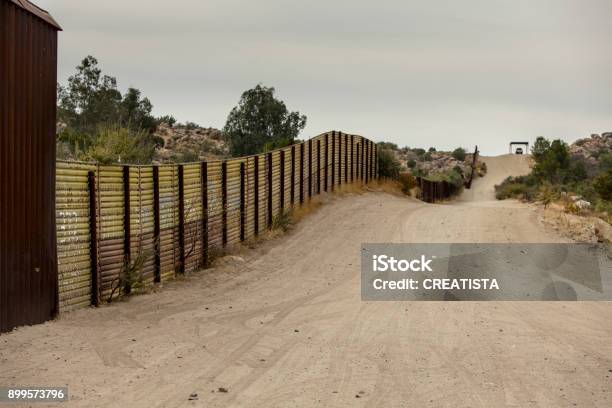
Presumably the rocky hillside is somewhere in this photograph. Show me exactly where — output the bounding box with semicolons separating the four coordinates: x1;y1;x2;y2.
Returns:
390;145;481;184
569;132;612;176
154;122;229;163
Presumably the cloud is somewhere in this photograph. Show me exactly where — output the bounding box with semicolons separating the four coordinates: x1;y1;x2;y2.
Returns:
38;0;612;154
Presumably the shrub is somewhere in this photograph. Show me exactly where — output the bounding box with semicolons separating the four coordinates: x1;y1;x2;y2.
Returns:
398;173;417;194
594;169;612;201
87;125;156;164
452;147;466;161
495;176;538;200
377;147;401;178
272;210;294;232
407;159;417;169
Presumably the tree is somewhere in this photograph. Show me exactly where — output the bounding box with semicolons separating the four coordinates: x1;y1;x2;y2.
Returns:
594;169;612;201
57;56;161;162
223;84;307;156
533;139;570;183
452;147;466;161
119;87;156;132
377;147;401;178
57;56;122;136
87;125;156;164
157;115;177;127
531;136;550;161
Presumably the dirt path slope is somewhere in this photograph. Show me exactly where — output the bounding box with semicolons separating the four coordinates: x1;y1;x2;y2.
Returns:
1;157;610;408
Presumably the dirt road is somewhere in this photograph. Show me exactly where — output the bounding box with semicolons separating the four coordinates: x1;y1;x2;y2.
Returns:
1;156;611;408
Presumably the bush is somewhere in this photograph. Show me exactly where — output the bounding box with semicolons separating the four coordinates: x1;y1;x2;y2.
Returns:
594;169;612;201
495;176;539;200
377;147;401;178
87;125;156;164
407;159;417;169
272;210;294;232
452;147;466;161
398;173;417;194
224;84;306;156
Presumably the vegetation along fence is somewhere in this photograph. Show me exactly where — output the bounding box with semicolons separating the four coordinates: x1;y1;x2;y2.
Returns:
417;146;479;203
56;131;378;311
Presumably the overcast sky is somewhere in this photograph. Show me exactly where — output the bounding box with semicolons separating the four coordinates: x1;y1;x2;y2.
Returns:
38;0;611;155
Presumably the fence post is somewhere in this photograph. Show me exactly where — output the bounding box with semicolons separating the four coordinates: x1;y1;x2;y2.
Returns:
88;171;100;306
240;161;245;241
350;135;354;182
152;166;161;283
290;146;295;206
324;133;329;192
374;143;378;179
365;141;370;184
317;139;321;194
222;161;227;246
308;140;312;199
356;142;360;181
299;143;304;204
331;131;335;191
177;165;185;274
280;150;285;212
267;152;273;228
338;132;342;187
254;156;259;235
201;162;208;267
344;133;348;183
122;166;132;292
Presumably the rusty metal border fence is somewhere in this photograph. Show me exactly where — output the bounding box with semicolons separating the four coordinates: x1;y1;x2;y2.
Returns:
416;146;479;204
55;131;378;311
464;145;479;189
416;177;461;203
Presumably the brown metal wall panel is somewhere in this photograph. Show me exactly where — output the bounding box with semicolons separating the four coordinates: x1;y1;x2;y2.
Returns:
226;159;243;246
282;147;292;207
158;165;178;281
271;151;281;218
244;158;256;240
55;162;95;311
182;164;202;273
257;155;267;233
1;2;59;332
97;165;125;300
129;167;156;287
206;161;223;254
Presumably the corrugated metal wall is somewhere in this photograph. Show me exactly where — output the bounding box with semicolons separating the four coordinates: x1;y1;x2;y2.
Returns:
53;132;378;312
0;0;61;333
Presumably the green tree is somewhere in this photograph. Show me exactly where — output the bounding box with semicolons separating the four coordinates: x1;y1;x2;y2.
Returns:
223;84;307;156
57;56;122;136
531;136;550;161
533;139;570;183
377;147;401;178
119;87;156;132
87;125;156;164
594;169;612;201
157;115;177;127
452;147;466;161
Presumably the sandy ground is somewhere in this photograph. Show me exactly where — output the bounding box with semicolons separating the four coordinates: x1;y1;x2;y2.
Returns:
1;156;611;408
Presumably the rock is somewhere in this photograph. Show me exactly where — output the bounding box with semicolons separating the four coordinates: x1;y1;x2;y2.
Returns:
188;393;198;400
574;200;591;210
